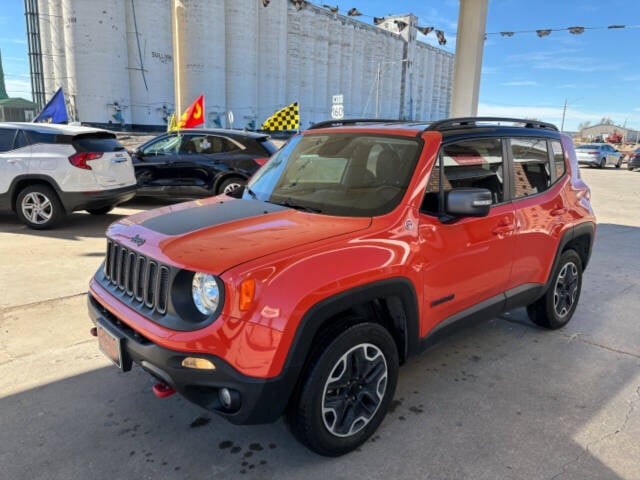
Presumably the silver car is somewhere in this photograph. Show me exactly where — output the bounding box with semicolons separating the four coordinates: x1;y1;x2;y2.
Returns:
575;143;622;169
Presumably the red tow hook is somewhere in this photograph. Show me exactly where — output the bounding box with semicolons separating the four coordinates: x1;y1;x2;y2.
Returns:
152;382;176;399
90;327;97;337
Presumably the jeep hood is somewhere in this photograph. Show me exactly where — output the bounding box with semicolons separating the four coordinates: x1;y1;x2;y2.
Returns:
108;197;371;273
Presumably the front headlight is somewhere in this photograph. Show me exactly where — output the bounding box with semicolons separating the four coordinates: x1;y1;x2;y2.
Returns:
192;272;221;316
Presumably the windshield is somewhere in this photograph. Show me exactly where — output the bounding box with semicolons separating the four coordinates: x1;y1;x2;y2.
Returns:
243;133;421;217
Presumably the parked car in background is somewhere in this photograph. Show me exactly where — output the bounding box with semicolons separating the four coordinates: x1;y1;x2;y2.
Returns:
131;129;278;197
626;147;640;171
0;122;136;229
575;143;622;168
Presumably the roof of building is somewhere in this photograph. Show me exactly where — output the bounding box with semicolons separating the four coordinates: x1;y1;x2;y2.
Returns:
0;97;38;108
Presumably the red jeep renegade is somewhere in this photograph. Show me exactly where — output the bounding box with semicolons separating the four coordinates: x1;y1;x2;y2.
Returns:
88;118;596;456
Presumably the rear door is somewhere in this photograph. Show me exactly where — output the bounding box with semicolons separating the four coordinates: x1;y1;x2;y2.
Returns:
72;133;135;188
509;137;566;291
0;128;30;195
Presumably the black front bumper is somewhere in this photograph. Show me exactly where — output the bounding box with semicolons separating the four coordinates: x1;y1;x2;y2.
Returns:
87;294;293;425
59;185;137;212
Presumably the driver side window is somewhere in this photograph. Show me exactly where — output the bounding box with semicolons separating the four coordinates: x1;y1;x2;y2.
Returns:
422;138;504;215
142;134;181;155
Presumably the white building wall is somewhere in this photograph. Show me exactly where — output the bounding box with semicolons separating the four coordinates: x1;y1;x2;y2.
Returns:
257;1;287;128
40;1;453;129
124;0;174;127
61;0;131;124
181;0;226;127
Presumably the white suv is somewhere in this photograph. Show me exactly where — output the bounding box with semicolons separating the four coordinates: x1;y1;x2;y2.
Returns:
0;122;137;229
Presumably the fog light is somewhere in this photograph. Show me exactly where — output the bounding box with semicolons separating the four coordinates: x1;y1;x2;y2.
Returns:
181;357;216;370
218;388;241;410
219;388;232;408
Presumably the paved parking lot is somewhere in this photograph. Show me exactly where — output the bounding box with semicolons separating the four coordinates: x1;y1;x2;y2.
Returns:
1;168;639;480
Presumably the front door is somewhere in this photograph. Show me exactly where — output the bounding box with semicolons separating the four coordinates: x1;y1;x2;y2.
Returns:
417;137;516;337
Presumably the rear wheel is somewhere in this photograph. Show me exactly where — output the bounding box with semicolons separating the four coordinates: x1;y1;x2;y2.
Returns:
86;206;114;215
616;158;622;168
16;184;65;229
527;249;582;329
287;322;398;456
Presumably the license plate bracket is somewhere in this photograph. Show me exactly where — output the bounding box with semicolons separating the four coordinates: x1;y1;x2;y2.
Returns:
97;320;130;371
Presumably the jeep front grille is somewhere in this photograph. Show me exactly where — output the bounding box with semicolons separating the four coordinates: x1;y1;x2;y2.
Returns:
104;239;170;315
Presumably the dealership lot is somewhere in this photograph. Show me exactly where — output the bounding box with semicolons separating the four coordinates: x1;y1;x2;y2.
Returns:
1;168;639;479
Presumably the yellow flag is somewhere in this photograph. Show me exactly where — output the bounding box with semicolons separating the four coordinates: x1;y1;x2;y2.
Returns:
167;112;178;132
260;102;299;131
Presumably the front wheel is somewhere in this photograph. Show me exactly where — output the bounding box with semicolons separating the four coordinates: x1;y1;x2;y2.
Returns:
16;184;65;229
217;177;246;195
527;249;583;329
599;158;606;169
287;322;399;456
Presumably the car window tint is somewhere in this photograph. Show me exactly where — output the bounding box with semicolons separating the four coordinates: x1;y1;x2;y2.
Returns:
551;140;566;179
144;135;181;155
422;138;504;215
511;138;551;198
24;130;58;145
14;130;28;149
0;128;17;152
74;134;124;152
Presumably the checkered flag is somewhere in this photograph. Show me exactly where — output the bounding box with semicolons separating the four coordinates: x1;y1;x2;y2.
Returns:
260;102;300;131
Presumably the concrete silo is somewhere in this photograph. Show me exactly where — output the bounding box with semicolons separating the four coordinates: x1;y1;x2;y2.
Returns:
125;0;174;127
61;0;131;124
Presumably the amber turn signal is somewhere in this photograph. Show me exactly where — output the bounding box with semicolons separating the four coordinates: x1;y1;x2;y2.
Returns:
239;278;256;311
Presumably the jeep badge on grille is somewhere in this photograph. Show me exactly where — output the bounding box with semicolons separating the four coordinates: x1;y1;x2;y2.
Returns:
130;234;146;247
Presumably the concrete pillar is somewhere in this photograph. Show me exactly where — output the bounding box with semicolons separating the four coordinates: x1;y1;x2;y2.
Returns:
450;0;488;117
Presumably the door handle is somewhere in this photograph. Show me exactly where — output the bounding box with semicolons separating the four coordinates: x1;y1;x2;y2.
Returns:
550;208;567;216
7;159;17;164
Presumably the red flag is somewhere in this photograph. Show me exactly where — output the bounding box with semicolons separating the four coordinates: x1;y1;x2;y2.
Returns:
178;95;204;128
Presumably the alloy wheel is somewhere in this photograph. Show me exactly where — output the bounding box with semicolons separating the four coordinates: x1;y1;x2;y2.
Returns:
21;192;53;225
553;261;579;318
321;343;388;437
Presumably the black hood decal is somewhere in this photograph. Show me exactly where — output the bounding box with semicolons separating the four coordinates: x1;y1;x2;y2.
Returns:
140;199;288;235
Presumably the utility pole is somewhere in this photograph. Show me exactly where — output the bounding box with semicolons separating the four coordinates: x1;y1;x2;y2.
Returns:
560;98;568;132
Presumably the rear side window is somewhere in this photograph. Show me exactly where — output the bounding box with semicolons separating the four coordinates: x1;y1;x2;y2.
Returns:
551;140;566;179
24;130;59;145
510;138;551;199
0;128;17;152
73;134;124;152
423;138;504;215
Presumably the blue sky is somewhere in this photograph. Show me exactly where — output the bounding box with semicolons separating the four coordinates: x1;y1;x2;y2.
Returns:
1;0;639;131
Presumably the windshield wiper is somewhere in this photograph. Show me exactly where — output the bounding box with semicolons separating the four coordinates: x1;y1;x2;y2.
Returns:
272;198;322;213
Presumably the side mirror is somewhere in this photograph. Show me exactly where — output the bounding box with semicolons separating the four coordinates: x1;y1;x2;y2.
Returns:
446;188;492;218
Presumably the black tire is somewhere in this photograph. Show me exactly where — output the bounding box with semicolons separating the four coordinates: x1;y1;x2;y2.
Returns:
287;322;399;456
527;249;583;329
599;158;606;169
217;177;246;195
16;184;65;229
86;206;114;215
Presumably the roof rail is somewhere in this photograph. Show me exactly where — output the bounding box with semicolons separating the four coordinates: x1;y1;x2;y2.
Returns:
307;118;407;130
425;117;558;132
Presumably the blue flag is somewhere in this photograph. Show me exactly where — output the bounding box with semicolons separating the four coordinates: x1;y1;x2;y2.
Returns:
33;87;69;123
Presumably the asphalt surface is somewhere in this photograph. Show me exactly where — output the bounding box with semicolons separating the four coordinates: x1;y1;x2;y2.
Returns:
1;167;639;480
